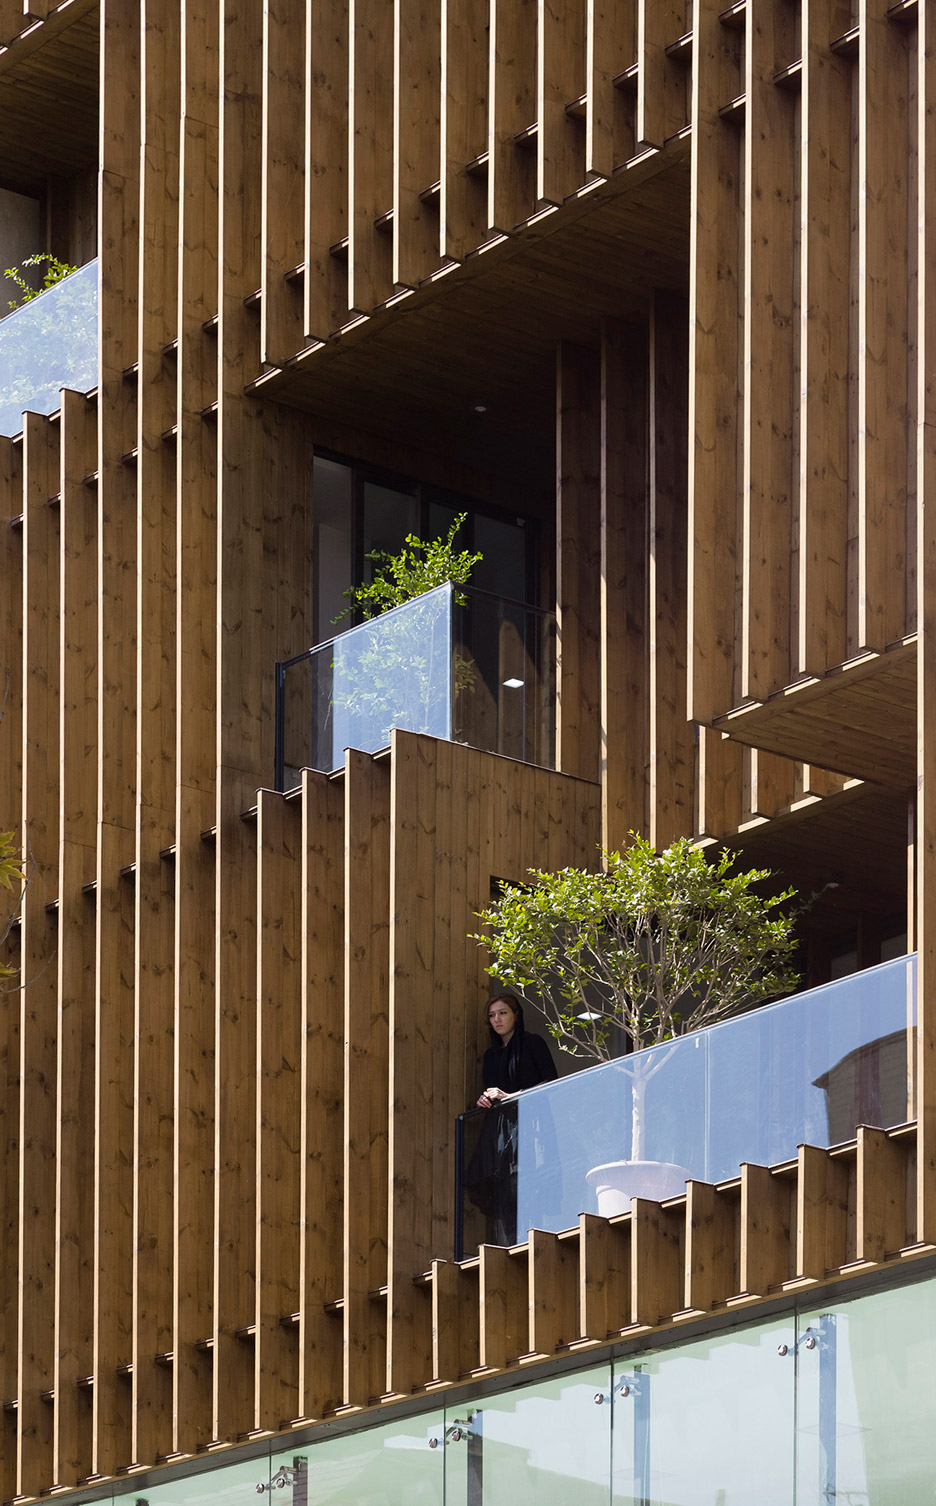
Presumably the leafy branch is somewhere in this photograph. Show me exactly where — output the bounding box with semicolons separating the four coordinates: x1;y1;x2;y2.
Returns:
3;252;78;311
336;511;482;623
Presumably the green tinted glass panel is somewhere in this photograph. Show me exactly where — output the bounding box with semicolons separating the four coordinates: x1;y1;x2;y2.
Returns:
611;1319;795;1506
445;1364;611;1506
271;1412;444;1506
133;1455;268;1506
796;1280;936;1506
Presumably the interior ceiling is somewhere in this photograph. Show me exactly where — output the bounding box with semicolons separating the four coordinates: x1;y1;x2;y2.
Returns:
724;782;911;934
262;152;691;492
0;1;99;192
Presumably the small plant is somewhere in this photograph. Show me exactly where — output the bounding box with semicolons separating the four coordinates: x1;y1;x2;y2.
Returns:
4;252;78;311
336;511;482;623
0;828;24;983
476;836;799;1062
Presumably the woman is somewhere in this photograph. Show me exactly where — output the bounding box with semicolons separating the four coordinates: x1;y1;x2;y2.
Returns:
477;992;558;1106
466;993;558;1247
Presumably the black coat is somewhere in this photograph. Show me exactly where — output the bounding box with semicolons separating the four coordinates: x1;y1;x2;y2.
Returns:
482;1011;558;1094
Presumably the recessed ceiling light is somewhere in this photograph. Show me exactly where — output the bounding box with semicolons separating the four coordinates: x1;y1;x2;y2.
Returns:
502;677;524;689
473;402;488;414
576;1011;602;1022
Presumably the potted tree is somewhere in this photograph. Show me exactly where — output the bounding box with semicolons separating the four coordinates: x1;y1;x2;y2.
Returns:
475;835;799;1213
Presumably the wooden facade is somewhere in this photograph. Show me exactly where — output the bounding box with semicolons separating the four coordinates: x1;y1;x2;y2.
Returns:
0;0;931;1494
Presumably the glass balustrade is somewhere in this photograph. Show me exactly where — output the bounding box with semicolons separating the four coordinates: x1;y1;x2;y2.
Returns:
456;952;915;1258
92;1267;936;1506
0;259;98;437
275;581;556;788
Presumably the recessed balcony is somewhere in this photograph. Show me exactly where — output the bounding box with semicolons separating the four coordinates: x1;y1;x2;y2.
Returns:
275;581;556;789
0;259;97;437
456;953;915;1259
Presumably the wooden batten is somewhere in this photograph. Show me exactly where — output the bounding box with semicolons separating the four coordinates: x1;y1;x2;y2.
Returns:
348;0;395;314
683;1181;737;1314
304;0;350;339
630;1197;683;1328
487;0;537;233
18;413;61;1498
440;0;488;263
578;1212;629;1341
261;0;306;364
739;1163;792;1296
478;1244;526;1371
527;1228;577;1355
556;341;601;785
393;0;442;288
637;0;685;151
585;0;635;179
795;1144;851;1280
536;0;585;207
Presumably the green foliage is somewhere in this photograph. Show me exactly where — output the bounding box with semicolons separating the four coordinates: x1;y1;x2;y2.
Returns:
475;835;799;1062
4;252;78;311
337;512;482;623
0;828;23;983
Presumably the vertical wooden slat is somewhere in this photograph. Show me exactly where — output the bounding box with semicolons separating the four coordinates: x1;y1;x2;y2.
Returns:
695;727;743;840
917;0;936;1246
132;0;179;1465
479;1243;526;1370
54;389;97;1489
527;1228;576;1354
796;0;850;677
487;0;536;232
630;1198;682;1327
261;0;306;362
430;1259;466;1382
387;733;438;1396
684;1180;735;1312
393;0;442;287
687;0;740;725
578;1212;628;1339
255;791;302;1430
304;0;350;338
537;0;584;207
857;0;910;652
601;319;649;848
298;771;344;1420
440;0;488;262
94;0;140;1469
739;1162;790;1295
343;750;390;1406
795;1144;849;1280
0;436;22;1496
585;0;633;180
348;0;395;314
740;0;795;702
17;413;60;1498
556;341;601;784
649;291;692;846
213;0;264;1444
637;0;684;150
856;1127;907;1263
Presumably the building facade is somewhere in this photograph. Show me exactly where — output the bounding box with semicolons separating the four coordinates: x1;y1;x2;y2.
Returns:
0;0;933;1498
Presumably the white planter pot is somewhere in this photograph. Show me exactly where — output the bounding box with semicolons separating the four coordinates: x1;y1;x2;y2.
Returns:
585;1159;692;1217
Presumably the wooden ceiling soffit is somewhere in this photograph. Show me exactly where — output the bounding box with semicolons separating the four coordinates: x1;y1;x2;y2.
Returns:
0;0;99;189
713;639;917;787
250;143;690;442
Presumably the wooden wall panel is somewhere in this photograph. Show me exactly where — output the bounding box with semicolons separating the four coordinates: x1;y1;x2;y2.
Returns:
637;0;684;151
17;414;60;1498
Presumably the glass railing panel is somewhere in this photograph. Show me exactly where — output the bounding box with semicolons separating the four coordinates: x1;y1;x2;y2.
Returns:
456;953;915;1257
611;1317;796;1506
277;582;454;783
275;582;557;787
270;1410;445;1504
0;259;98;437
453;586;556;770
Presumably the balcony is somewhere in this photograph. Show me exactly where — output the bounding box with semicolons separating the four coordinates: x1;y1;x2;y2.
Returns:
275;581;556;789
0;259;98;438
456;953;915;1258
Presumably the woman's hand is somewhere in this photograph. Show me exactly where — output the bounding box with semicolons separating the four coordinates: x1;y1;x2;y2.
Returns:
477;1086;507;1108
